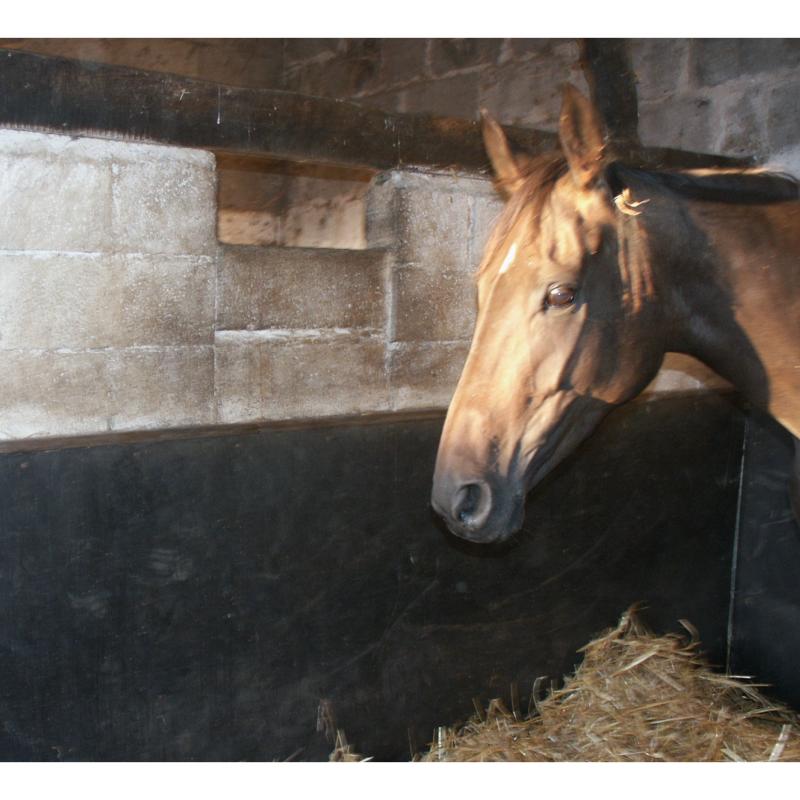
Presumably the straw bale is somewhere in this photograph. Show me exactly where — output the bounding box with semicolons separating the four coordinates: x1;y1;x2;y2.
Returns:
330;607;800;762
420;608;800;762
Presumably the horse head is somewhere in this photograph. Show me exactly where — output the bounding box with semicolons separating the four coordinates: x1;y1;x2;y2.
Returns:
431;86;668;543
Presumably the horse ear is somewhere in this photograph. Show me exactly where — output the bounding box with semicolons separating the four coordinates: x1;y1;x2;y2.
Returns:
481;109;524;196
558;84;607;189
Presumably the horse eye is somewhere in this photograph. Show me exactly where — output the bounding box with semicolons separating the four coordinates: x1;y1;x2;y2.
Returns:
545;284;577;309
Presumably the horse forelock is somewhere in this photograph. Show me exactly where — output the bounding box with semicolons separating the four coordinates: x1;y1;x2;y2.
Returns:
477;153;569;279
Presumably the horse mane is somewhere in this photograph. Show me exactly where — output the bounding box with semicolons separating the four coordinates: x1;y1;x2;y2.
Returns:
477;153;568;278
476;152;799;279
610;163;800;205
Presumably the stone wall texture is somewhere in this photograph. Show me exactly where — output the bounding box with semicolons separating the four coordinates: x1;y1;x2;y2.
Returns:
0;126;729;444
0;132;218;440
0;129;492;441
5;39;799;249
4;38;798;161
283;39;800;165
2;39;793;442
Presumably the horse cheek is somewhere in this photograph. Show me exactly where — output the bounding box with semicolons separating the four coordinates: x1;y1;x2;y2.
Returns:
565;321;629;402
551;318;599;395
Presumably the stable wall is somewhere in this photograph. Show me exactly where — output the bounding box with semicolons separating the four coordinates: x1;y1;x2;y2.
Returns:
282;39;800;167
0;43;797;762
0;127;726;444
5;40;799;246
731;409;800;711
0;393;742;760
0;132;218;439
7;39;798;162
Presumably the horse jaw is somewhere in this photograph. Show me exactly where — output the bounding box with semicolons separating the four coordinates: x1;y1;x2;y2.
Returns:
431;392;613;544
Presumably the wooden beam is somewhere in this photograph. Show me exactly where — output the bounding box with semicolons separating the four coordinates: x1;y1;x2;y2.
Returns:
579;39;641;151
0;48;752;174
0;48;558;174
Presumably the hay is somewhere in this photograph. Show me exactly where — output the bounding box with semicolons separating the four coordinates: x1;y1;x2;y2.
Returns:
419;608;800;762
328;730;370;762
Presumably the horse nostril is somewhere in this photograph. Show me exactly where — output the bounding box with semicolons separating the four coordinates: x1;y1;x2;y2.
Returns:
451;480;492;529
457;483;480;521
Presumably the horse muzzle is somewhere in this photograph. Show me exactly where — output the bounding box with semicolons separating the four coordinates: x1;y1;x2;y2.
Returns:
431;470;525;543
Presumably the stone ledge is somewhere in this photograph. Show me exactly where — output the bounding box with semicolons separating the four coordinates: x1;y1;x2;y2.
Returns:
0;128;216;166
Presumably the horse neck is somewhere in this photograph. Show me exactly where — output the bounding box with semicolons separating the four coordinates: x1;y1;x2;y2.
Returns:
650;196;800;434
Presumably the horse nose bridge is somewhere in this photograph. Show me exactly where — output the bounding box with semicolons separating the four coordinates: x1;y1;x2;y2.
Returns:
436;396;524;487
451;330;539;426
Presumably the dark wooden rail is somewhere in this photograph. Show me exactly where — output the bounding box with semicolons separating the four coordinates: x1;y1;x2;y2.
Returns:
580;39;642;151
0;48;752;174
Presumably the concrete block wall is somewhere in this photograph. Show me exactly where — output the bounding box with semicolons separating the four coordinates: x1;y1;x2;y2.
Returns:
0;127;726;445
3;39;799;161
630;39;800;166
215;171;515;421
253;38;800;164
0;128;395;442
366;171;499;410
215;246;389;422
0;131;218;441
282;39;589;133
6;40;799;252
0;128;487;442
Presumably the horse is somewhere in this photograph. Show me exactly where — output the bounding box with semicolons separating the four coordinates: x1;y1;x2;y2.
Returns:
431;84;800;544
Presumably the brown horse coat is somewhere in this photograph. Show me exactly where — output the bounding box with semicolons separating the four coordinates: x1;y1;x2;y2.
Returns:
431;86;800;543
